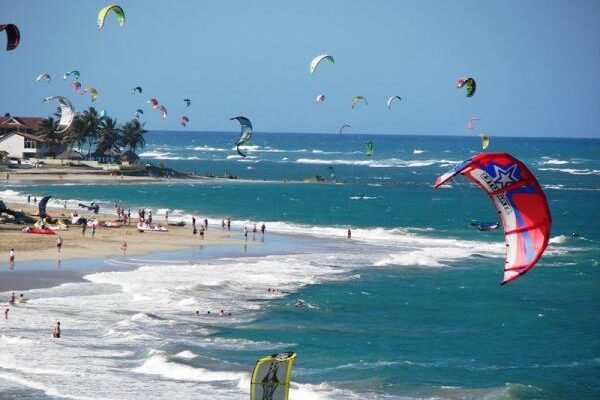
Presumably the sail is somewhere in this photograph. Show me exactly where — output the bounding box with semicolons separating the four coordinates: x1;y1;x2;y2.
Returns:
250;352;296;400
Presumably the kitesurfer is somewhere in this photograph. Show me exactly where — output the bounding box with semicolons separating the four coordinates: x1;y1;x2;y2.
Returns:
52;321;61;338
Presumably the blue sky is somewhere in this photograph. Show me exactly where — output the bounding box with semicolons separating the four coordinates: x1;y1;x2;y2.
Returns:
1;0;599;137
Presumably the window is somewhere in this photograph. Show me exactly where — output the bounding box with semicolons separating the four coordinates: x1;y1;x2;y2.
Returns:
24;138;36;149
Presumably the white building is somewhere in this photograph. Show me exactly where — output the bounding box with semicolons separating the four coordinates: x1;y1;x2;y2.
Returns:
0;116;65;161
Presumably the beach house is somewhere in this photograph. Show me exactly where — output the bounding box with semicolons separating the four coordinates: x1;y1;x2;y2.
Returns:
0;116;65;162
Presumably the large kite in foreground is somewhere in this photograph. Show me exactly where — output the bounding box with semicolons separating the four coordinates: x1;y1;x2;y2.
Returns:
43;96;75;133
309;54;334;75
0;24;20;51
97;5;125;30
250;352;296;400
434;153;551;284
230;116;253;157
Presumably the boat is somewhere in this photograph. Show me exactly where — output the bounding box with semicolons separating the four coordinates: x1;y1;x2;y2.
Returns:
21;226;56;235
137;222;168;232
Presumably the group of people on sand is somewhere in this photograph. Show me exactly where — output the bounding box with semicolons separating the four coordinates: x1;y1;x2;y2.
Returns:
195;309;232;317
4;292;62;338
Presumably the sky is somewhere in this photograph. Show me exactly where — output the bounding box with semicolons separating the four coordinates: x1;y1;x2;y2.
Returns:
1;0;599;137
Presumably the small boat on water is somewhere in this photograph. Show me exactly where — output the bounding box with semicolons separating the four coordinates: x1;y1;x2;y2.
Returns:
137;222;168;232
21;226;56;235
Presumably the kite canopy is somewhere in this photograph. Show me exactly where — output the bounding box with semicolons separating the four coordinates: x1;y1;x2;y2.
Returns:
480;133;490;149
351;95;368;109
183;98;191;107
467;117;480;130
147;98;159;109
250;352;296;400
315;94;325;104
387;95;401;109
230;116;253;157
457;77;476;97
36;73;51;83
309;54;334;75
434;153;551;284
97;5;125;30
131;86;142;94
157;105;167;119
63;70;80;81
338;123;351;135
0;24;20;51
72;81;82;93
83;87;98;102
43;96;75;133
180;115;189;127
38;195;52;218
135;109;144;118
365;141;374;157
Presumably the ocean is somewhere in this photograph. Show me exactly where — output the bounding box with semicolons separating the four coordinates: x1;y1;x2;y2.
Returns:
1;132;599;399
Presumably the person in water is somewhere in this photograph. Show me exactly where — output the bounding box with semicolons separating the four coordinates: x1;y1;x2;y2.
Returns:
121;241;128;255
18;293;27;303
347;228;352;239
261;223;266;235
9;249;15;268
8;292;15;305
52;321;61;338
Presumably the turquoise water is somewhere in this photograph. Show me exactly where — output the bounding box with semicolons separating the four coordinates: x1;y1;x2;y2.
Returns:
1;132;599;399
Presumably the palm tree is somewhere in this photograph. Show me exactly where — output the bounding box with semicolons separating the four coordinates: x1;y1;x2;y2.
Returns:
97;117;121;154
37;117;61;143
81;107;101;158
62;115;86;151
121;119;147;154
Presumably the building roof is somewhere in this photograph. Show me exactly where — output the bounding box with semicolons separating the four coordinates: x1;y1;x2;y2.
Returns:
0;116;44;132
0;131;49;143
56;149;84;160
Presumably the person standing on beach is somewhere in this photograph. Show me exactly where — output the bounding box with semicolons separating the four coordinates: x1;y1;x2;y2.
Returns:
227;218;231;231
221;220;225;230
33;197;37;205
165;211;169;224
200;226;205;240
57;237;63;253
127;209;131;226
91;225;96;237
121;241;127;255
347;228;352;239
261;223;266;235
9;249;15;269
204;218;208;230
244;226;248;240
52;321;61;338
192;217;196;229
27;195;31;204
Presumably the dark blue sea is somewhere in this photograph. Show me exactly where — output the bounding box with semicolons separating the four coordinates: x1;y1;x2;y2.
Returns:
1;132;598;399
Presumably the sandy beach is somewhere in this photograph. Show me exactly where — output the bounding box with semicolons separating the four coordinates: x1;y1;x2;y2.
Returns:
0;202;244;265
